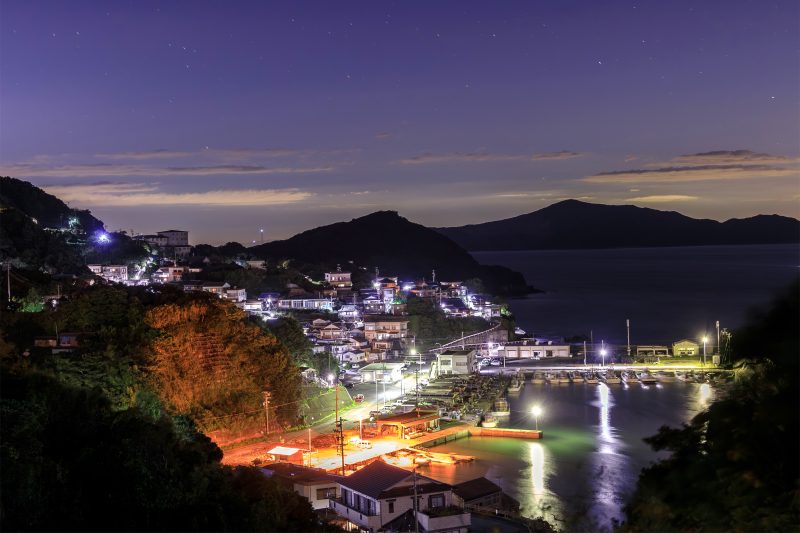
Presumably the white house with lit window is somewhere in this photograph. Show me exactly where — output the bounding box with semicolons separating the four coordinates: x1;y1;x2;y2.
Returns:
330;460;469;532
436;349;477;376
363;316;409;342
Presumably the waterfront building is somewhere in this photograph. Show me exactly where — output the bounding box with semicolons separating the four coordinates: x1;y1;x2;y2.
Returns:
498;341;571;359
452;477;504;510
377;410;440;439
636;345;670;357
329;459;469;532
436;349;477;375
672;339;700;356
358;362;405;383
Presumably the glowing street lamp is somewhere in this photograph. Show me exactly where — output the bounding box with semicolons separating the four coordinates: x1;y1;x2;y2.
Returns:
97;233;110;243
531;405;543;431
702;336;708;367
328;373;335;388
600;348;607;368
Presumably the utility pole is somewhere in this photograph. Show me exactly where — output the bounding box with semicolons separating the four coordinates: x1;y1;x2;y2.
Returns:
626;319;631;357
413;467;419;533
716;320;720;355
583;340;587;366
334;418;345;476
262;391;272;436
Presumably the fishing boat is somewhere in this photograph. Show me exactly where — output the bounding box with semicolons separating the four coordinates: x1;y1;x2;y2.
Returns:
481;414;499;428
544;372;556;384
674;370;688;381
657;371;676;383
507;373;524;393
637;370;658;385
621;371;638;384
601;370;621;384
567;371;579;383
557;370;571;384
531;371;545;384
583;371;599;384
491;397;511;416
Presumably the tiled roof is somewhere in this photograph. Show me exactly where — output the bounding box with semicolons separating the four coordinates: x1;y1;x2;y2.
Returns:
338;460;411;499
453;477;502;502
379;480;452;499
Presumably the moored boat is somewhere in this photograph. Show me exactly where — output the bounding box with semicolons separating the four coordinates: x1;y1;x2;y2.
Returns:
481;414;498;428
621;371;638;384
601;370;621;384
637;370;658;384
491;397;511;416
544;372;556;384
657;371;676;383
531;371;545;384
583;371;599;384
557;370;571;384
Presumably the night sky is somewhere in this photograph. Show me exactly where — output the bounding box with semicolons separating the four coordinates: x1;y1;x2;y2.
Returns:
1;1;797;244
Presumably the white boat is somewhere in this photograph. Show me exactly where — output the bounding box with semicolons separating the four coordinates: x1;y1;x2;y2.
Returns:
637;370;658;384
621;371;638;384
674;370;689;381
567;371;579;383
544;372;557;384
557;370;571;384
531;371;545;384
657;371;676;383
601;370;621;384
583;372;599;384
481;414;498;428
507;373;524;393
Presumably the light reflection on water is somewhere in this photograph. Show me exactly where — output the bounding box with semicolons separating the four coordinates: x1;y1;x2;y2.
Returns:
423;382;706;529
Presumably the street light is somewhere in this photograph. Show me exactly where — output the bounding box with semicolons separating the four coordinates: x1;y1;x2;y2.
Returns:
702;336;708;367
531;405;542;431
600;348;607;368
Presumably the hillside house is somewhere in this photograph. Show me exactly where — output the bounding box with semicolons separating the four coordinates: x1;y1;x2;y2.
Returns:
329;460;469;533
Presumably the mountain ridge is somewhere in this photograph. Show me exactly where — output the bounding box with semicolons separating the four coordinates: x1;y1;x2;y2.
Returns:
435;199;799;251
248;210;532;295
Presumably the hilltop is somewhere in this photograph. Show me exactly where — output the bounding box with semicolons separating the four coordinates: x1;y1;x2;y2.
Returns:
436;199;800;251
249;211;532;295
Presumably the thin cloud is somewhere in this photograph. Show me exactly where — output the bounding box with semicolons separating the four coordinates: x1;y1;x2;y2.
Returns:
1;163;333;178
627;195;699;202
43;183;311;206
94;147;356;160
398;150;580;164
671;150;798;166
531;150;581;160
584;164;798;183
375;132;394;140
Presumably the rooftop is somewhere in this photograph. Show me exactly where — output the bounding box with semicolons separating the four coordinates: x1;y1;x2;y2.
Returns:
338;460;411;499
377;410;439;425
453;477;503;501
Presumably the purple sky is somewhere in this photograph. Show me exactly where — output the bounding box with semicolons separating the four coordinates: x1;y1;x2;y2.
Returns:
1;0;798;244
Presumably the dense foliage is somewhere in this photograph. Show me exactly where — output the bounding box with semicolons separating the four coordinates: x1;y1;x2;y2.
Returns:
405;296;491;350
0;370;320;532
621;280;800;532
146;298;302;427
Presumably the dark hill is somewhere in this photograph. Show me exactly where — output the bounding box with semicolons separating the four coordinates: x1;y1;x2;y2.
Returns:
249;211;530;295
436;199;800;250
0;177;104;233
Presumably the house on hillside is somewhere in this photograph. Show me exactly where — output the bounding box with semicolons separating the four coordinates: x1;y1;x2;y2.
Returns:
329;460;469;532
261;463;341;511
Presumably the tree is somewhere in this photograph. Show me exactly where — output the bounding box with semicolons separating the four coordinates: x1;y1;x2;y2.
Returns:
620;281;800;532
0;369;321;531
145;299;302;427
